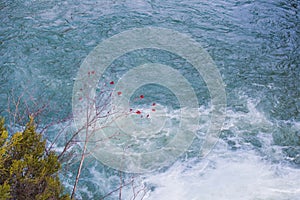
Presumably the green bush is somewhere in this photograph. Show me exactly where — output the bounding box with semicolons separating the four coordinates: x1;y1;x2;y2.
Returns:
0;116;70;200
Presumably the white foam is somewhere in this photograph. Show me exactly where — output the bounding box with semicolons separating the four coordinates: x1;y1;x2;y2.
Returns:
141;149;300;200
123;98;300;200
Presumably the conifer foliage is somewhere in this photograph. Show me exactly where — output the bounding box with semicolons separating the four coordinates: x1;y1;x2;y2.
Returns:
0;116;70;200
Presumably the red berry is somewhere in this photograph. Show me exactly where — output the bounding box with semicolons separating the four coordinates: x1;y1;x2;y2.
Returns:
136;110;141;114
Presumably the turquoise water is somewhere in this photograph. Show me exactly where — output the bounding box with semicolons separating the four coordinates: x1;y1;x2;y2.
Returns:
1;0;299;199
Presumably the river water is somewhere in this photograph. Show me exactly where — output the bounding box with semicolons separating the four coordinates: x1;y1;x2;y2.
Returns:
1;0;299;199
